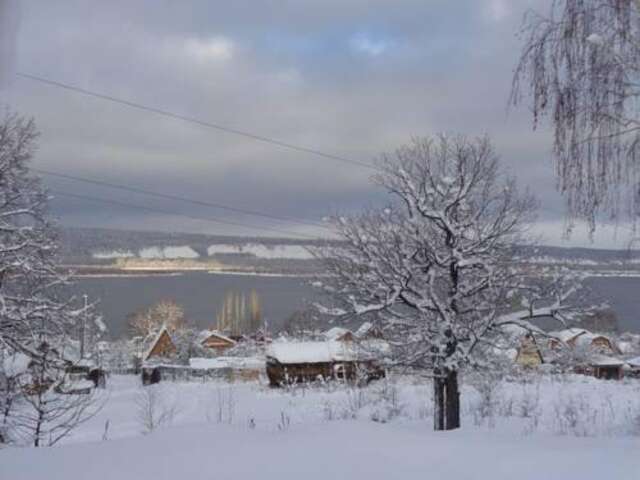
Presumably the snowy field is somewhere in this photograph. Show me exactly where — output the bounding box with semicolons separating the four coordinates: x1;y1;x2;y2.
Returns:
2;374;639;480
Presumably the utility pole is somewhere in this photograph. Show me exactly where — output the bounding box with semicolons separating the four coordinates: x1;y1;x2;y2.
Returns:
79;294;88;359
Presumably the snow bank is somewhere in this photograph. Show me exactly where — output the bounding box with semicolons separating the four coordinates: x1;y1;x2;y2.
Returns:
2;374;639;480
208;243;313;259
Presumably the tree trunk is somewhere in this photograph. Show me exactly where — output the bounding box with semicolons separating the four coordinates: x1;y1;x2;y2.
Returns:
433;369;460;431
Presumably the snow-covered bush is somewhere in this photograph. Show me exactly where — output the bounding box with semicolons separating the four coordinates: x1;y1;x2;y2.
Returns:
469;372;502;428
367;378;405;423
136;386;177;435
209;386;235;424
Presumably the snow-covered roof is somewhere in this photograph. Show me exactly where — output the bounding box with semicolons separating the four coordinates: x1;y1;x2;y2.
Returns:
324;327;353;341
143;325;172;360
625;356;640;368
572;331;609;349
197;330;236;345
590;354;624;366
75;358;96;368
267;341;376;364
549;328;588;343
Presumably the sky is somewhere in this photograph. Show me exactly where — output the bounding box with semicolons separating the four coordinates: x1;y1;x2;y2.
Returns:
0;0;635;248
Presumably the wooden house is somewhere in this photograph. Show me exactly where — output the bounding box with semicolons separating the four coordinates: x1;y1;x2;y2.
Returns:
266;341;385;387
143;326;177;361
589;355;625;380
198;330;236;353
515;334;544;367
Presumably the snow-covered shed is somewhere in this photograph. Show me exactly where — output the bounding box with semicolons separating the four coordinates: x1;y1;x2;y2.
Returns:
589;355;625;380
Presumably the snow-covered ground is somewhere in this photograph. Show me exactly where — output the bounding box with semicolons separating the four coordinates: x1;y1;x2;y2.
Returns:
2;374;639;479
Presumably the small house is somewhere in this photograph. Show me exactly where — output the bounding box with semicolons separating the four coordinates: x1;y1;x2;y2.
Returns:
265;341;385;387
143;326;177;361
198;330;236;353
515;334;544;367
589;355;625;380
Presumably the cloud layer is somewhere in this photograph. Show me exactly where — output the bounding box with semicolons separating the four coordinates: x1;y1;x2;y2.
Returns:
6;0;625;247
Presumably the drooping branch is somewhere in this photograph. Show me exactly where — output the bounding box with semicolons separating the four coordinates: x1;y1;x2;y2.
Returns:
511;0;640;231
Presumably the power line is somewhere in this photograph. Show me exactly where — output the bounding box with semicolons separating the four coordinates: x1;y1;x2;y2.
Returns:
35;168;329;230
18;72;378;171
49;190;324;240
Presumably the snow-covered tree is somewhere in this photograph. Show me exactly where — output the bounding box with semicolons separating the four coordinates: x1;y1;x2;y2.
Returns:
0;111;95;360
318;135;538;430
511;0;640;231
0;110;99;444
128;299;185;337
9;341;97;447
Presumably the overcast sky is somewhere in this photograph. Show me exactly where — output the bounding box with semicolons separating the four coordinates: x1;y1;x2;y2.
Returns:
0;0;634;248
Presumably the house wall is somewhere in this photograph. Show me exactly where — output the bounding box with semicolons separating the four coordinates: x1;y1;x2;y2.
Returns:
516;336;543;367
148;331;176;359
266;360;384;387
202;336;234;352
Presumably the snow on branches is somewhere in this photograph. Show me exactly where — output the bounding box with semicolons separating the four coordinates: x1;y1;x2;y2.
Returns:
319;135;537;371
0;111;97;363
315;135;585;430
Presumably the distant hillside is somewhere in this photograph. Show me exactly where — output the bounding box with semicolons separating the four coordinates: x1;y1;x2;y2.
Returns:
57;227;330;273
56;226;640;273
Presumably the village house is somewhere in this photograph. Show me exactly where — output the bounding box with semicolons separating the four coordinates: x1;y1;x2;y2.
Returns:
514;333;544;367
548;328;620;355
198;330;236;353
142;326;177;361
265;341;385;387
589;355;625;380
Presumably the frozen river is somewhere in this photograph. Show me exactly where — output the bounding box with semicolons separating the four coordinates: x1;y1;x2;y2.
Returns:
72;272;640;338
